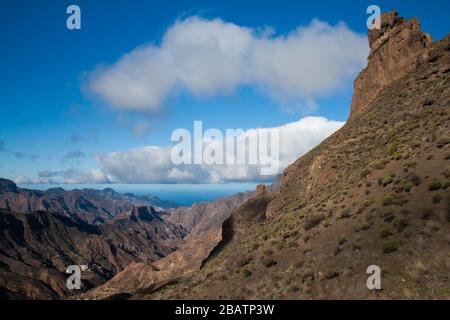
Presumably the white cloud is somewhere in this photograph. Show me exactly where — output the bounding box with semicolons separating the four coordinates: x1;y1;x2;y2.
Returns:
88;17;368;110
95;116;344;183
15;169;112;184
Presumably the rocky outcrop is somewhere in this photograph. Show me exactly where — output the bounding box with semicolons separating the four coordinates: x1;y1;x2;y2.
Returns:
0;206;186;299
349;11;434;119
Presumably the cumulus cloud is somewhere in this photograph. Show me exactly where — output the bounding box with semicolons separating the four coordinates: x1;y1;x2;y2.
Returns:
96;116;344;183
88;17;368;110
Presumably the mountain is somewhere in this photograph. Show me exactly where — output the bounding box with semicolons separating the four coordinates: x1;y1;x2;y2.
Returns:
0;180;252;299
79;191;253;299
0;179;178;224
0;206;186;299
84;12;449;300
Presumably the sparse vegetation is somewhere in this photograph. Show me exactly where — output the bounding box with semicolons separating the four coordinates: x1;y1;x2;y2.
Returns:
380;228;393;239
383;240;400;253
241;269;252;278
428;179;442;191
304;213;325;231
383;194;407;206
379;174;394;186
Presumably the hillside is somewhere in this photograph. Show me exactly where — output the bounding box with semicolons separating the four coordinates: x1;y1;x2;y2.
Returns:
120;12;449;299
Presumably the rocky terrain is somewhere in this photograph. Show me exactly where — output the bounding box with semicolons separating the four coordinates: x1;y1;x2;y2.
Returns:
0;206;186;299
82;12;449;300
0;180;251;299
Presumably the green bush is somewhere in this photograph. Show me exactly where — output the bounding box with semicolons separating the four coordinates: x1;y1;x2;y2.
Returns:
241;269;252;278
304;213;325;231
403;181;414;192
379;228;393;239
383;240;399;253
383;194;407;206
360;169;371;179
428;179;442;191
436;137;450;148
379;174;394;187
387;143;400;156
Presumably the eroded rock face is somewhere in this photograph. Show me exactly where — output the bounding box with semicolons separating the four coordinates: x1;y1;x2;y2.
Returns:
349;11;434;119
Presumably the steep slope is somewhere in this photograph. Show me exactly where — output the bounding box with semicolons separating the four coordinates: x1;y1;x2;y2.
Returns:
0;206;186;299
135;13;450;300
0;179;178;224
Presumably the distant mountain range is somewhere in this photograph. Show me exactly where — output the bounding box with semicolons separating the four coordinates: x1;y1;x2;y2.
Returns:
0;178;178;224
0;178;252;299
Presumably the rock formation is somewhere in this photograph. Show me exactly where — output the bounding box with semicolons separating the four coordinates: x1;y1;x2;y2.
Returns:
350;11;434;119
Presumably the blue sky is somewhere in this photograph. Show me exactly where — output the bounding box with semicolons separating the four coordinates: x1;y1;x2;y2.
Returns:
0;0;449;187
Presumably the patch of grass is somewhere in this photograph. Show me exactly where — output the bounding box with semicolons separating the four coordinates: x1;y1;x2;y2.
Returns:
383;194;407;206
387;142;400;156
237;257;252;268
403;181;414;192
304;213;325;231
379;228;393;239
241;269;252;278
383;240;399;253
338;208;352;219
428;179;442;191
379;174;394;187
360;168;371;179
436;136;450;148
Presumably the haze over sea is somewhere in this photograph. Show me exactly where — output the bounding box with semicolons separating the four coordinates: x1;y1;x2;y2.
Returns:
17;183;259;206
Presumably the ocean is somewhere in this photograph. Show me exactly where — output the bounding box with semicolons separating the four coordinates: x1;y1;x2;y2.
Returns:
18;183;259;206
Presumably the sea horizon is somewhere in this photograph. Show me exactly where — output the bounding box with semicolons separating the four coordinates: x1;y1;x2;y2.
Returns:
17;182;260;206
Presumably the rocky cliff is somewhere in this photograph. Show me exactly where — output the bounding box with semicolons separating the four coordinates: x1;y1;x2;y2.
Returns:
350;12;434;119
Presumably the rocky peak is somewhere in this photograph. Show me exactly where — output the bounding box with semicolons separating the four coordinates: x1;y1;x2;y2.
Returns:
129;205;159;222
0;178;18;193
349;11;434;119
